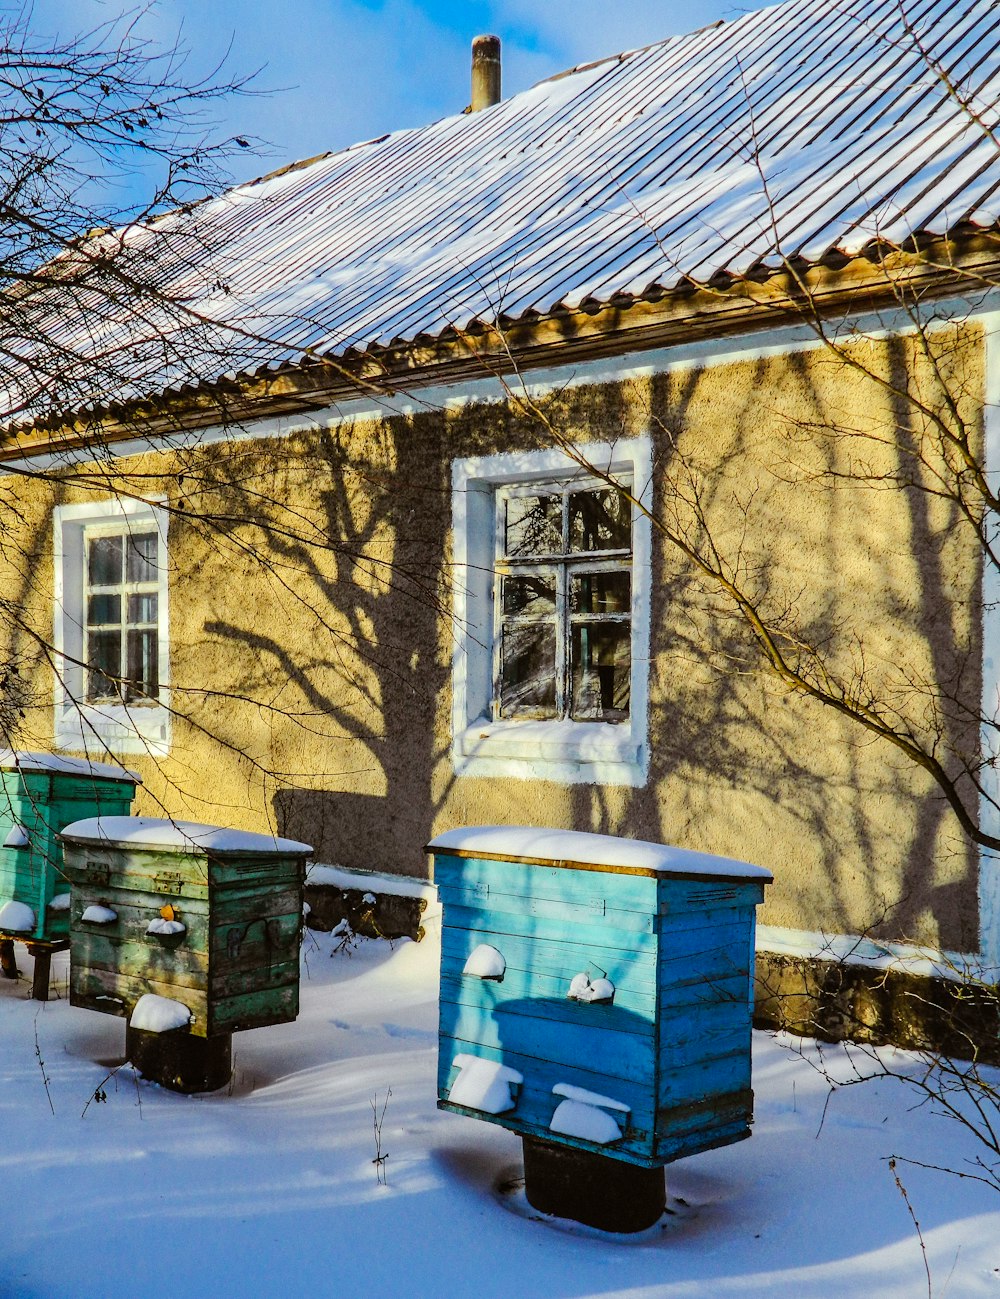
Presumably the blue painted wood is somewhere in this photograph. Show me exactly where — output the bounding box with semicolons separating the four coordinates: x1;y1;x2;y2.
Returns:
441;927;659;992
432;837;767;1170
440;903;658;953
434;855;659;911
439;965;657;1020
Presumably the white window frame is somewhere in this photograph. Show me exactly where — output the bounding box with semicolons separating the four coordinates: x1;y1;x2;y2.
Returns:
53;498;171;756
451;437;651;785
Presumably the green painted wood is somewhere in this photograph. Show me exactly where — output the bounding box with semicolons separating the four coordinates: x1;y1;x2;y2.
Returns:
209;982;299;1034
0;768;136;942
65;834;304;1035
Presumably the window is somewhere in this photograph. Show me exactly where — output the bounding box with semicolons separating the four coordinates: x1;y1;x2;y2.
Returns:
451;439;651;785
54;499;170;755
496;481;632;722
83;527;160;704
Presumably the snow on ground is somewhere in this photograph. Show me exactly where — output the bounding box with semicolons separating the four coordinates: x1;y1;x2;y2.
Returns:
0;930;998;1299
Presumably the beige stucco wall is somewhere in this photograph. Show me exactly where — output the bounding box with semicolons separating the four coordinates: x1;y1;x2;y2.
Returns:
0;323;985;950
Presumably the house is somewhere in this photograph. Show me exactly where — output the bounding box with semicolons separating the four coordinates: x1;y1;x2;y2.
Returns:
1;0;999;1051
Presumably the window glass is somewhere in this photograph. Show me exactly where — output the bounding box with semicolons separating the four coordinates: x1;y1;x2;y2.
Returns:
569;488;630;553
499;623;557;717
495;481;631;725
505;494;561;558
570;623;631;721
87;535;123;586
84;528;160;703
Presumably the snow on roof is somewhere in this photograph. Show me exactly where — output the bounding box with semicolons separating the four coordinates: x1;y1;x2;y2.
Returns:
59;815;312;857
427;826;773;880
6;0;1000;421
0;750;141;783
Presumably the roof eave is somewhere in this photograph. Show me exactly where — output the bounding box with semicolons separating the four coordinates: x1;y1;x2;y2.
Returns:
3;229;998;465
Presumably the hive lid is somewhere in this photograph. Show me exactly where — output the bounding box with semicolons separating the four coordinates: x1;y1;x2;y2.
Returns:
426;825;773;881
0;750;141;783
59;815;312;857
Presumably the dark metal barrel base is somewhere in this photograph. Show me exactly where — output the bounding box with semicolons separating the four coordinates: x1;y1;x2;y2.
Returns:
522;1136;666;1233
127;1025;232;1093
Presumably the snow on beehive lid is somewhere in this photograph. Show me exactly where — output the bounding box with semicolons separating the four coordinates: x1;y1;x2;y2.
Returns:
0;750;141;783
427;825;773;880
59;816;312;857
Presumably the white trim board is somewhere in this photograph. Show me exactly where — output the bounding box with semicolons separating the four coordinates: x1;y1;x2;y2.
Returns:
7;294;999;474
980;311;1000;967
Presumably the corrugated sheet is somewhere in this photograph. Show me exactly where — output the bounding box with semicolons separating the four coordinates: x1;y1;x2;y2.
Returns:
8;0;1000;416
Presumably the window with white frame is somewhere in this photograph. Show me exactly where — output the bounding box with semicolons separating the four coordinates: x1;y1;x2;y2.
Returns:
54;499;170;755
452;438;651;785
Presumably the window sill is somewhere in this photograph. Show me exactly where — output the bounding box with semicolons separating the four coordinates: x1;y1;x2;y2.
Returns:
454;718;645;786
55;700;170;757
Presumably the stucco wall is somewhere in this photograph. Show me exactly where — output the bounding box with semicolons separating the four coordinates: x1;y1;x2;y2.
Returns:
0;323;985;951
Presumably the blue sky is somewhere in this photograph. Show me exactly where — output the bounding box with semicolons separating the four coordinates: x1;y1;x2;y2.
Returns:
34;0;758;191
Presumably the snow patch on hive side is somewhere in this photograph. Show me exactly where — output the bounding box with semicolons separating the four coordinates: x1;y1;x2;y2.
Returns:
82;905;117;925
448;1054;522;1114
549;1099;623;1145
463;944;506;979
0;900;35;932
3;824;29;848
130;994;192;1033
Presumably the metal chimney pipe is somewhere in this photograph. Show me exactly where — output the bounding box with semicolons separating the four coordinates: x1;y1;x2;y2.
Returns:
471;35;501;111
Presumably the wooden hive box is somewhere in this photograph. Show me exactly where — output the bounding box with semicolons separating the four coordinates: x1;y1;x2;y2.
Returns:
430;826;772;1169
60;817;311;1038
0;752;139;944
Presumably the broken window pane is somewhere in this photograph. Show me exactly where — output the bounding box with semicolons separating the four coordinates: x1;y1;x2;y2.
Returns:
505;494;561;558
499;622;557;717
570;623;631;720
569;488;631;553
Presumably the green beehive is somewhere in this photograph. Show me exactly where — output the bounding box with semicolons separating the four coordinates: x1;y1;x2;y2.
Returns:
0;751;140;945
59;817;311;1039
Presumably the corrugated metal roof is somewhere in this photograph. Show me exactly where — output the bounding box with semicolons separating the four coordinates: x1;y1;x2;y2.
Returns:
8;0;1000;419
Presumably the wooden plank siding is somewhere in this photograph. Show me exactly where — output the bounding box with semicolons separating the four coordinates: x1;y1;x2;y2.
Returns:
0;767;136;943
63;840;305;1037
433;843;767;1169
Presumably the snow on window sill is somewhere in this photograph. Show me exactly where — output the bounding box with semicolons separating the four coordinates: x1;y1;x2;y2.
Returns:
55;700;170;758
454;717;645;786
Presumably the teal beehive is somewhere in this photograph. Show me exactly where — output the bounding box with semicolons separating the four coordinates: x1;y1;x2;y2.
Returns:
430;826;772;1169
0;751;140;946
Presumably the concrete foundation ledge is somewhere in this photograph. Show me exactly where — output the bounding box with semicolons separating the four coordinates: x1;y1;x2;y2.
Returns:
754;951;1000;1065
304;863;440;943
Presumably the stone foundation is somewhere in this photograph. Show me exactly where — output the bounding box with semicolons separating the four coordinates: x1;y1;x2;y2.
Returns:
754;952;1000;1066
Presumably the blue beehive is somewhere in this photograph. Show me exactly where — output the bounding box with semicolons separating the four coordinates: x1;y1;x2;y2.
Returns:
429;826;772;1168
